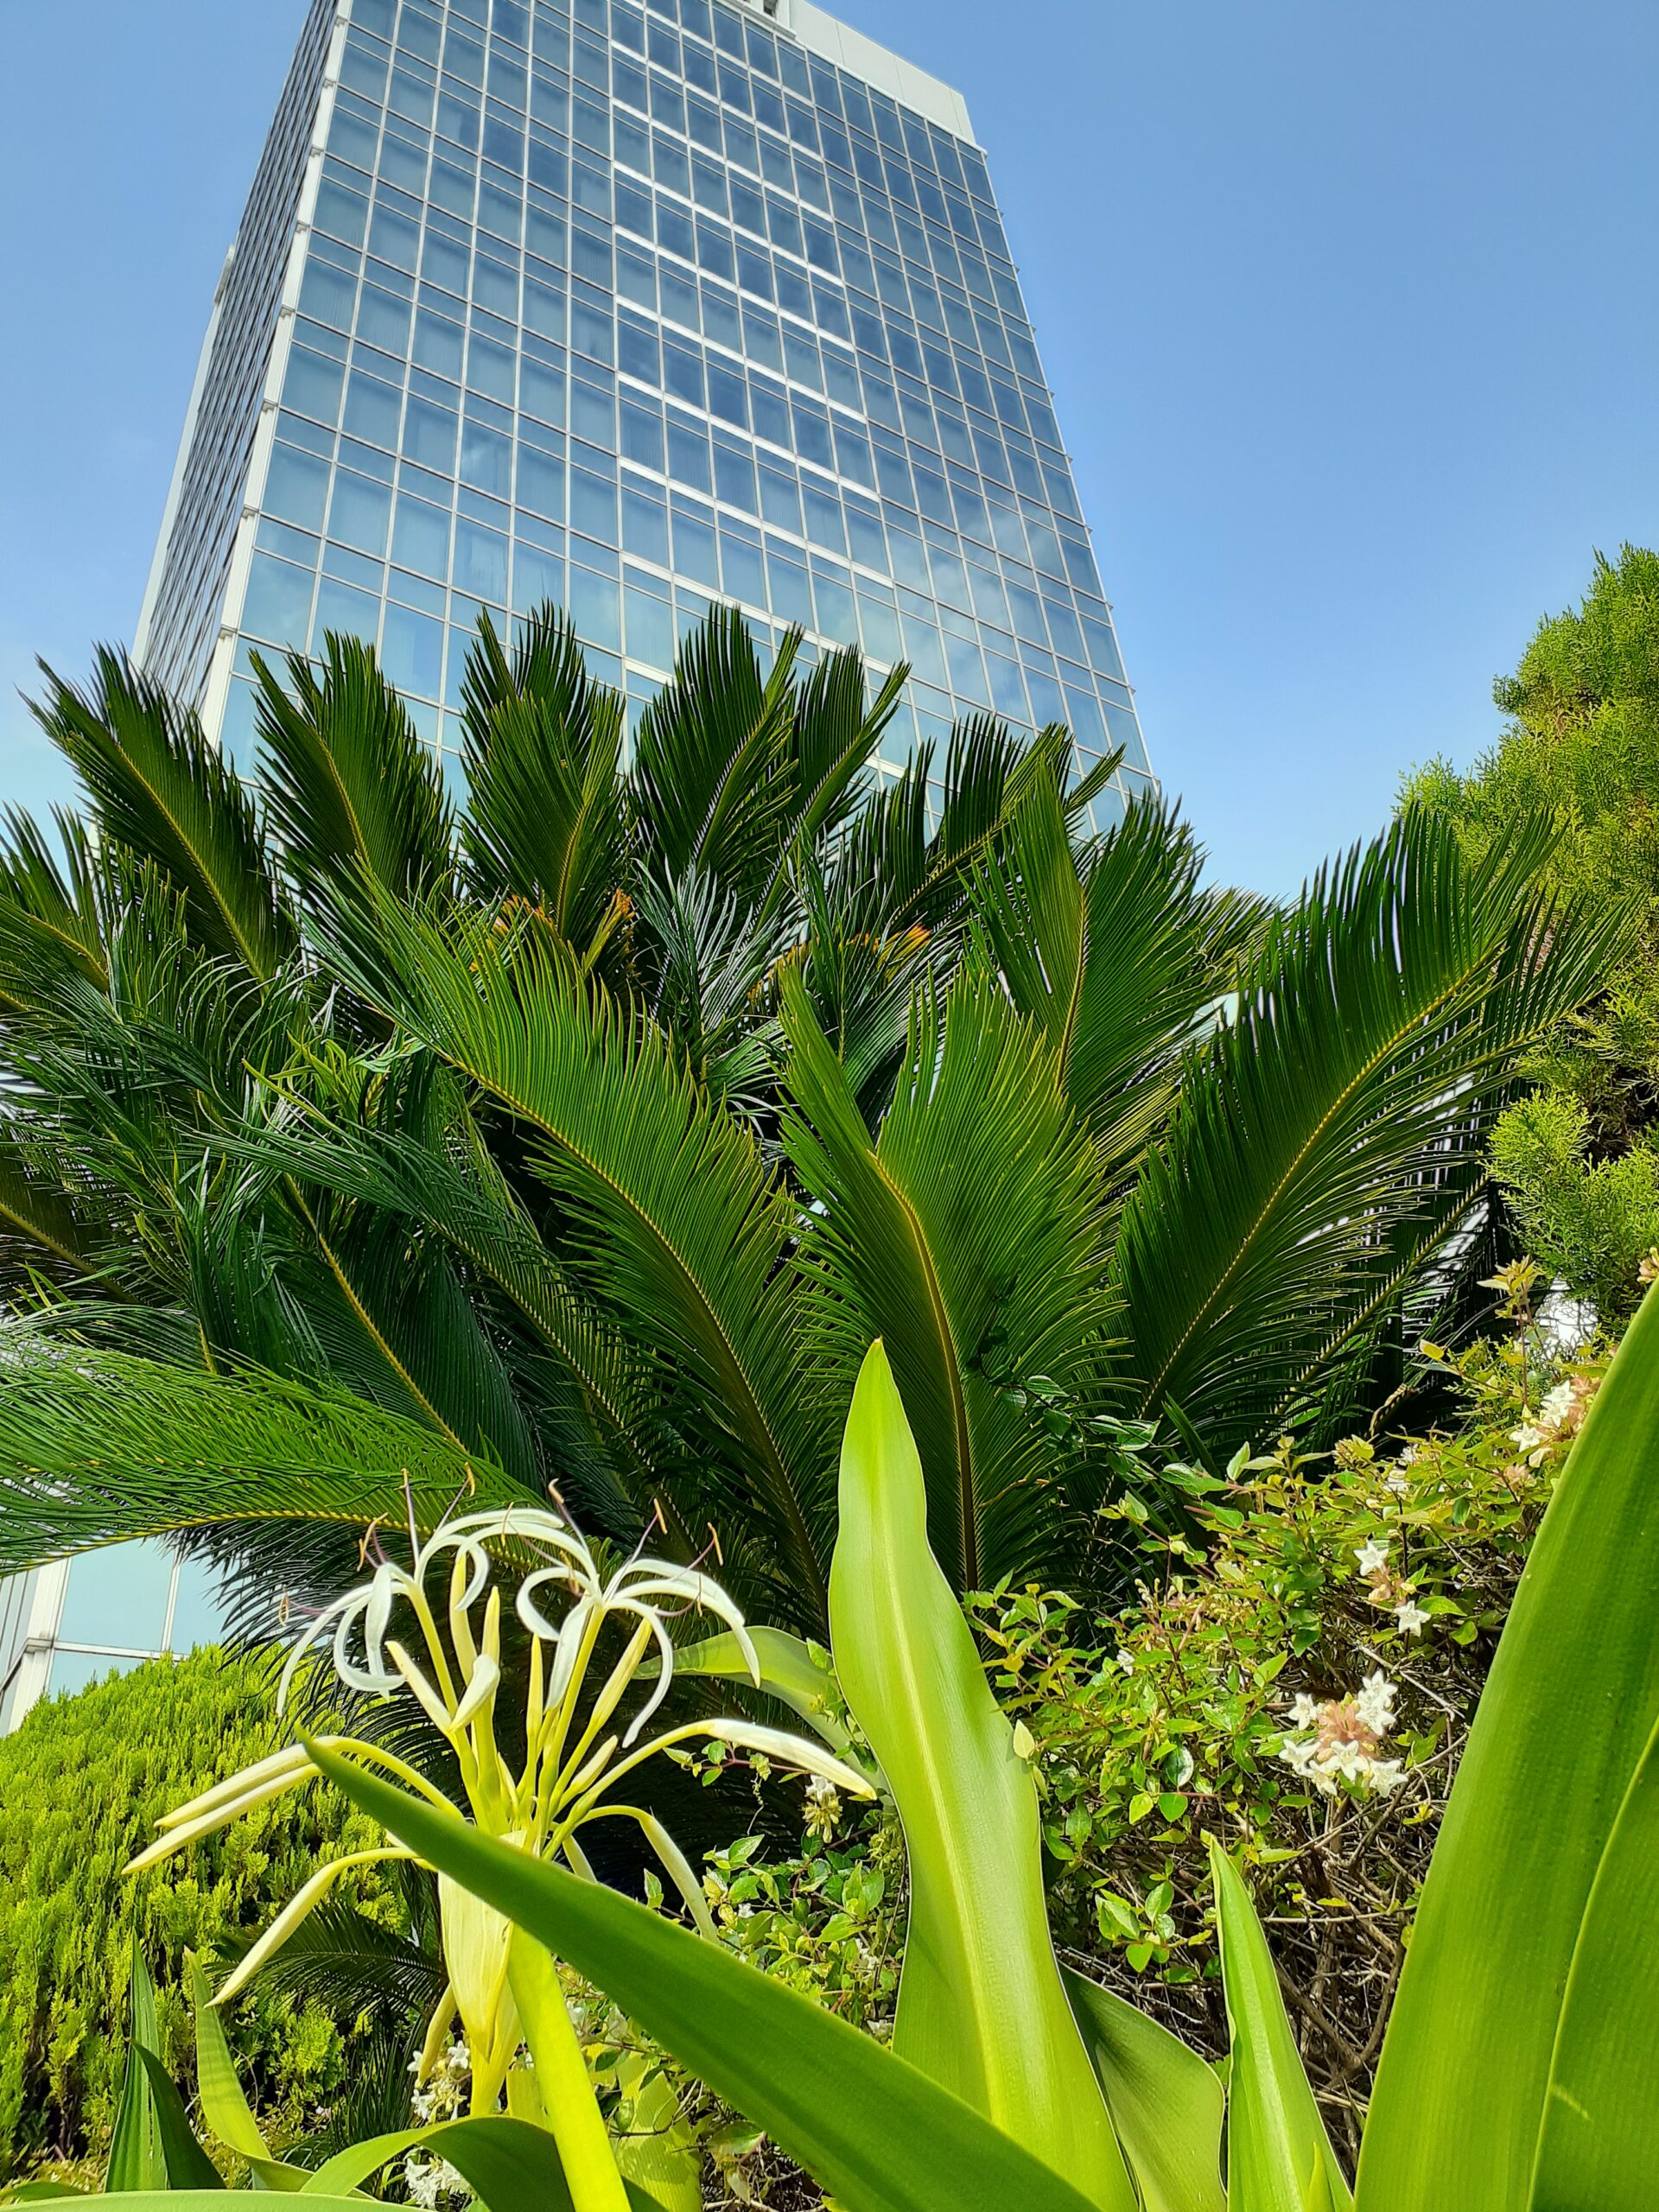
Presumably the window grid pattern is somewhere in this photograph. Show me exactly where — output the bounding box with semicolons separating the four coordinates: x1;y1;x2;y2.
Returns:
0;1544;228;1733
161;0;1149;804
143;0;339;705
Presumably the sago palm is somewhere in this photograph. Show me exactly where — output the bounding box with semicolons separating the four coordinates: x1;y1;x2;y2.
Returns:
0;603;1624;1631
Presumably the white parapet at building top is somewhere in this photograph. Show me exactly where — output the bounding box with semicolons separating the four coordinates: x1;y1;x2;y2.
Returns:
757;0;978;144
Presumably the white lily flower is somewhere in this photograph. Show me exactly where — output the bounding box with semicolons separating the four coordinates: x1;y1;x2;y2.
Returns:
134;1488;855;2118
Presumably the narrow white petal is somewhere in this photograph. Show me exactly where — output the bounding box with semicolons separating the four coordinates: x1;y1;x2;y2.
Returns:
128;1764;321;1872
610;1605;678;1747
516;1567;584;1644
620;1573;761;1689
214;1847;414;2005
387;1639;457;1732
453;1653;501;1732
156;1740;319;1829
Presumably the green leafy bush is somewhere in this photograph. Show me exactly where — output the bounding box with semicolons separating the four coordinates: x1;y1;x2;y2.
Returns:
626;1321;1612;2193
969;1323;1610;2167
1489;1088;1659;1319
1406;544;1659;1313
0;1649;394;2183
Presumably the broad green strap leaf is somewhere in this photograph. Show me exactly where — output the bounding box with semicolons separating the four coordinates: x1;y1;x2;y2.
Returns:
505;1929;632;2212
1211;1847;1351;2212
305;2115;657;2210
130;2053;224;2193
1527;1705;1659;2209
1357;1285;1659;2211
306;1740;1103;2212
610;2056;702;2212
827;1344;1134;2212
185;1956;305;2191
1065;1968;1226;2212
644;1624;857;1756
78;2196;364;2212
105;1945;164;2194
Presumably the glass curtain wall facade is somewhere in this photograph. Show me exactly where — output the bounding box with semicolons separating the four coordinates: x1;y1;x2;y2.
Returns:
0;1545;227;1735
135;0;1152;807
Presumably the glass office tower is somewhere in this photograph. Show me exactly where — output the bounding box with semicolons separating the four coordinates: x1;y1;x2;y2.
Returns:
7;0;1152;1732
134;0;1152;806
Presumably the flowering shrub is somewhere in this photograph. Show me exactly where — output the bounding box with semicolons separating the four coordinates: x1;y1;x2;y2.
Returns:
969;1313;1611;2164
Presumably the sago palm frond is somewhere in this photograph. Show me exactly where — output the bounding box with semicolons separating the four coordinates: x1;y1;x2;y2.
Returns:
782;965;1120;1592
972;779;1224;1182
1111;807;1634;1452
626;604;803;913
751;644;909;925
28;648;296;980
0;806;111;1011
782;855;938;1130
0;1344;524;1576
315;886;835;1624
0;1128;92;1279
632;864;790;1119
834;715;1054;941
253;634;456;933
219;1074;665;1537
457;607;626;952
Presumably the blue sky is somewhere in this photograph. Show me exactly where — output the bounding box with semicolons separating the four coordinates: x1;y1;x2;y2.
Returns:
3;0;1656;894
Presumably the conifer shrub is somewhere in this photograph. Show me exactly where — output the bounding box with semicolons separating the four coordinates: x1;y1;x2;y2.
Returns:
0;1649;394;2183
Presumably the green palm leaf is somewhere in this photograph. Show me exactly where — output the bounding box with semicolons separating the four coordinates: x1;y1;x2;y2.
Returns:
833;716;1062;943
782;965;1117;1592
626;606;802;912
313;887;833;1623
0;1346;523;1575
753;643;909;923
971;779;1224;1180
458;607;626;950
225;1077;666;1534
28;649;295;978
253;635;454;932
0;1130;91;1276
0;806;111;1011
1111;809;1629;1450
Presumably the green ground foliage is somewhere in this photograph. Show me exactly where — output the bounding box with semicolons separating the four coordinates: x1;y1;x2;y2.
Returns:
697;1314;1609;2186
1406;544;1659;1314
0;1649;394;2183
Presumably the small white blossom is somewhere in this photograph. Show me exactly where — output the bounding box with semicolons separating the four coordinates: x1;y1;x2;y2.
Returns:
1511;1422;1543;1452
1113;1648;1135;1675
1382;1471;1410;1497
1540;1381;1575;1428
1394;1599;1429;1637
1277;1671;1406;1799
1355;1671;1395;1733
404;2158;471;2209
1355;1538;1390;1576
